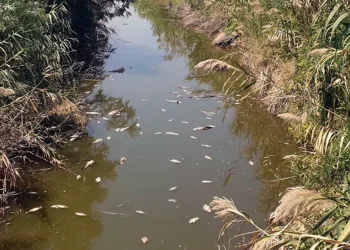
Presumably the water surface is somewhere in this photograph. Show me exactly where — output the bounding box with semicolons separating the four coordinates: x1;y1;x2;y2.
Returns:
2;4;297;250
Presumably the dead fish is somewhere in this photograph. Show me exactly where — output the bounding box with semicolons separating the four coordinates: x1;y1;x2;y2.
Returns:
117;204;124;208
135;210;145;215
140;131;143;135
82;160;95;170
107;136;111;140
120;125;130;132
170;159;181;164
51;205;68;209
206;117;212;120
141;237;149;244
85;112;99;115
166;132;180;136
26;206;42;213
170;92;179;94
205;156;212;160
169;186;177;191
176;95;182;98
108;67;125;73
169;119;173;122
116;128;121;132
108;110;119;116
202;111;215;116
155;132;162;135
76;175;81;180
168;199;177;203
97;121;101;124
162;109;166;112
136;123;140;127
201;180;213;183
165;100;178;103
181;121;189;124
95;177;101;183
201;144;212;148
203;204;211;213
92;138;103;144
188;217;199;224
75;212;87;217
102;117;109;120
120;157;127;164
190;136;198;140
249;160;254;166
193;125;216;131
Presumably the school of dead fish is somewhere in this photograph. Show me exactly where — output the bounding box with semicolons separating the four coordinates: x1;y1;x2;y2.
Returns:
50;85;239;245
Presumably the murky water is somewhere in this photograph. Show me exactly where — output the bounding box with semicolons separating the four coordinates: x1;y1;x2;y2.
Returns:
2;3;297;250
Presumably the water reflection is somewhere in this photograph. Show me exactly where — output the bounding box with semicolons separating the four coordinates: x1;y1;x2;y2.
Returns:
134;1;297;213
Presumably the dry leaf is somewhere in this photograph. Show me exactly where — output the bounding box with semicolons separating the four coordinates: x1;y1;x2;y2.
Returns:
27;206;42;213
95;177;101;183
170;159;181;164
205;156;212;160
51;205;68;209
203;204;211;213
141;237;149;244
188;217;199;224
75;212;87;217
135;210;145;215
169;187;177;191
92;138;103;144
82;160;95;170
0;87;15;97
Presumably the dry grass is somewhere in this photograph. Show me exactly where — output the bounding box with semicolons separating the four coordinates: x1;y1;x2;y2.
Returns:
272;187;336;225
50;96;86;127
0;152;21;201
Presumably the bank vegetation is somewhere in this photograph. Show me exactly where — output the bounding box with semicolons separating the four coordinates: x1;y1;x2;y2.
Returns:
0;0;131;205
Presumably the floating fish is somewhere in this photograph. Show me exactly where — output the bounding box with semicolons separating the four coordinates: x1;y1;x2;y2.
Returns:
120;126;130;132
108;110;119;116
51;205;68;209
206;117;212;120
201;144;212;148
117;204;124;208
120;157;127;164
170;159;181;164
95;177;101;183
75;212;87;217
166;132;180;136
249;161;254;166
85;112;99;115
181;121;189;124
202;111;215;116
190;136;198;140
82;160;95;170
136;123;140;127
76;175;81;180
205;156;212;160
203;204;211;213
141;237;149;244
92;138;103;144
188;217;199;224
193;125;216;131
169;119;173;122
97;121;101;124
155;132;162;135
102;117;109;120
116;128;121;132
27;206;42;213
107;136;111;140
162;109;166;112
165;100;179;103
140;131;143;135
170;92;179;94
168;199;177;203
169;187;177;191
201;180;213;183
135;210;145;215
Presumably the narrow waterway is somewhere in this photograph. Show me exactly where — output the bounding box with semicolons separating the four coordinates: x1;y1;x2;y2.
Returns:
2;3;297;250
